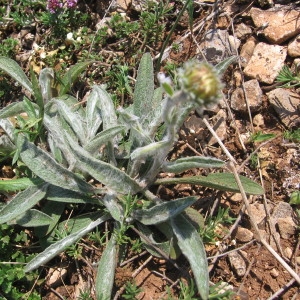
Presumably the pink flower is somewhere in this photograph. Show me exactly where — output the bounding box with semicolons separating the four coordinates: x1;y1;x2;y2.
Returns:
47;0;63;13
66;0;78;8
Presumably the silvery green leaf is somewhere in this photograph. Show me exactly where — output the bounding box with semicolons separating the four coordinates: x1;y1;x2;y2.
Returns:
66;134;141;194
54;99;87;145
99;193;123;222
59;60;94;96
130;140;171;161
86;88;103;140
46;185;98;204
171;214;209;300
18;135;93;194
133;53;154;123
0;134;15;155
25;213;110;272
93;85;118;130
0;56;33;93
0;177;43;192
0;101;28;119
39;67;54;103
84;126;126;154
215;56;237;75
10;209;53;227
95;237;117;300
0;118;18;141
0;183;48;224
132;196;197;225
155;173;264;195
163;156;225;173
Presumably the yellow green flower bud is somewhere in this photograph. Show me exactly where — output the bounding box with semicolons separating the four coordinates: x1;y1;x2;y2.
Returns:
179;60;222;105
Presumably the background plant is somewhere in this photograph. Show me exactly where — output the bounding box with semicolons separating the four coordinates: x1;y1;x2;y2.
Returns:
0;53;263;300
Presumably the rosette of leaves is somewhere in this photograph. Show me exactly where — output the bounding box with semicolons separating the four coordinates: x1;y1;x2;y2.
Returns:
0;54;263;299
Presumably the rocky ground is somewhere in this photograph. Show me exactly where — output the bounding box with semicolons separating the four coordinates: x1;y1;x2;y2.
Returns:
1;0;300;299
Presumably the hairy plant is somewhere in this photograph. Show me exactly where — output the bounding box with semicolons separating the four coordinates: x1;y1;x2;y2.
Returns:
0;54;263;300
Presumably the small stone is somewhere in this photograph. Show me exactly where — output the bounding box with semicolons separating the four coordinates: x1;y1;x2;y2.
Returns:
207;109;227;145
253;114;264;128
296;257;300;265
235;23;252;40
267;88;300;127
230;79;262;113
250;7;300;44
235;227;254;243
246;203;266;228
277;217;297;239
240;36;258;67
230;193;243;202
288;35;300;58
284;247;293;259
243;42;287;84
272;201;294;220
228;251;247;277
270;268;279;278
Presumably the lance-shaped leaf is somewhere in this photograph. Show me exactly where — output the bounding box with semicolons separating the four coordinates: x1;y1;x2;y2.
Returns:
65;134;141;194
93;85;118;130
131;196;197;225
25;213;110;272
59;60;94;96
0;183;48;224
0;177;44;192
0;101;30;119
171;214;209;300
99;193;123;222
155;173;264;195
215;56;237;75
0;56;33;93
18;135;93;194
10;209;53;227
38;67;54;104
133;53;154;123
85;88;103;140
95;237;117;300
84;125;126;154
163;156;225;173
0;119;15;141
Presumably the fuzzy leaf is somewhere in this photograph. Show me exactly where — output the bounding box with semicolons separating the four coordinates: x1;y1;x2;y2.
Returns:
10;209;53;227
100;193;123;222
95;237;117;300
86;88;103;140
171;214;209;300
133;53;155;125
155;173;264;195
93;85;118;130
38;67;54;103
215;56;237;75
163;156;225;173
18;135;93;194
132;196;197;225
59;60;94;96
66;134;141;194
84;126;126;154
0;177;44;192
0;56;33;93
25;213;110;272
0;184;48;224
0;134;15;155
0;101;29;119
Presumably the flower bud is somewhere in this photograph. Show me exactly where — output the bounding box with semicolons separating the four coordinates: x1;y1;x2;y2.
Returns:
179;60;222;106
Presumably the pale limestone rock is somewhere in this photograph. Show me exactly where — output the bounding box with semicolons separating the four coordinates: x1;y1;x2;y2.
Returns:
270;268;279;278
240;36;258;67
277;217;297;239
267;88;300;127
228;251;247;277
250;7;300;44
272;201;294;219
253;113;264;128
207;109;227;145
246;203;266;229
235;227;254;243
243;43;287;84
231;79;262;113
288;35;300;58
284;247;293;259
235;23;252;40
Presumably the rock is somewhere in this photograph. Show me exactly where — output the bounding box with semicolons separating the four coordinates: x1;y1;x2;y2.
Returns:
267;88;300;127
228;251;247;277
235;227;254;243
235;23;252;40
270;268;279;278
250;7;300;44
246;203;266;229
198;29;239;63
288;35;300;57
230;79;262;113
243;42;287;84
230;193;243;202
277;217;297;239
284;247;293;259
272;201;294;220
253;113;264;128
240;36;258;67
207;109;227;145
